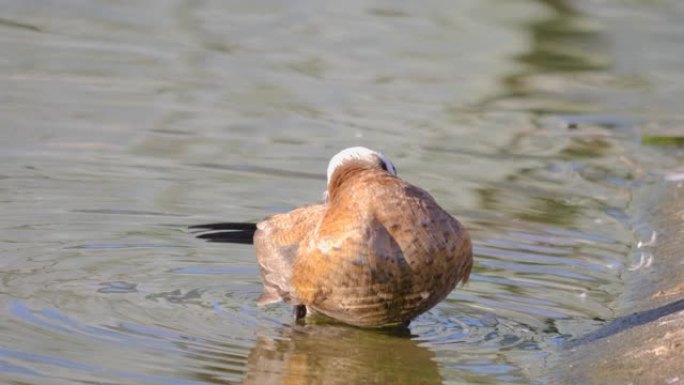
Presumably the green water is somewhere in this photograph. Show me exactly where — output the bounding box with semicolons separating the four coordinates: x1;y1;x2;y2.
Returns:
1;1;683;384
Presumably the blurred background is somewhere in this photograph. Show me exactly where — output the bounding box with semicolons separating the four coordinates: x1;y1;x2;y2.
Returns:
1;0;683;384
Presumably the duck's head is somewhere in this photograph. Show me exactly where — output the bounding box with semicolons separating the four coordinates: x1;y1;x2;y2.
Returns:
324;147;397;201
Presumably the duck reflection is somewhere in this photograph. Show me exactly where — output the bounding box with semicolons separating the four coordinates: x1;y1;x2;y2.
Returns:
243;324;441;385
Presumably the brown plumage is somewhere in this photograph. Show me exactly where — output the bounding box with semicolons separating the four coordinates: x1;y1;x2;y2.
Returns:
194;147;473;327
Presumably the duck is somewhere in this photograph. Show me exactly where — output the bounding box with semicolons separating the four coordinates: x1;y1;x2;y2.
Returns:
192;147;473;327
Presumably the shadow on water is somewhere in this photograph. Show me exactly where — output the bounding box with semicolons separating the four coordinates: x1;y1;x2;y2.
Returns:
516;0;608;73
240;325;441;385
475;0;610;115
565;297;684;349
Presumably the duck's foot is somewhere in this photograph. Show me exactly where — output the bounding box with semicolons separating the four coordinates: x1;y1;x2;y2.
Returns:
293;305;307;322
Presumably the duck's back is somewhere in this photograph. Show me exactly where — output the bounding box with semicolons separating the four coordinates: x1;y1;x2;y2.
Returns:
292;167;472;327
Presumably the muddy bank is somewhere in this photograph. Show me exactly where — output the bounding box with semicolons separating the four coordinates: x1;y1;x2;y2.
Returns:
553;179;684;384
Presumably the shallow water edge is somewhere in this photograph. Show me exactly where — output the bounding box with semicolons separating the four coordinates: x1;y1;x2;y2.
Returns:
553;178;684;384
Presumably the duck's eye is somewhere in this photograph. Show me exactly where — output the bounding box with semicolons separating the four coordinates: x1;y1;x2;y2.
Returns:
379;160;396;175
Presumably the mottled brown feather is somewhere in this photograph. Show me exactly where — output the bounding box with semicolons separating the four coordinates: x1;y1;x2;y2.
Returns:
285;160;473;327
254;204;325;305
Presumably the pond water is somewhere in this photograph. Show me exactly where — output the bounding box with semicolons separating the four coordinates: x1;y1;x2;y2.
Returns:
1;0;683;384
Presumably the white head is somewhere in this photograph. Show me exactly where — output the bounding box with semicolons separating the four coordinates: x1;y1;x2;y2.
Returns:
326;146;397;185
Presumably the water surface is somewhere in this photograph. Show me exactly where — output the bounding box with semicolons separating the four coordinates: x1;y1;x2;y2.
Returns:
1;0;683;384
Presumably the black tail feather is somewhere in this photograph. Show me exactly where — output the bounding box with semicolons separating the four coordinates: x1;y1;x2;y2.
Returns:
189;222;257;244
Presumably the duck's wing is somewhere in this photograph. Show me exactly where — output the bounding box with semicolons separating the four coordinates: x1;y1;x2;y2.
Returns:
254;204;325;306
374;181;473;289
292;169;472;326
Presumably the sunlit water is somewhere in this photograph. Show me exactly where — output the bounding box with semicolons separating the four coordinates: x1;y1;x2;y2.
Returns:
1;1;683;384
